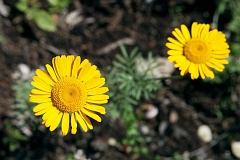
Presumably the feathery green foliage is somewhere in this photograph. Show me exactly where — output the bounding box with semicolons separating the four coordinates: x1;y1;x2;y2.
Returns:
105;45;162;155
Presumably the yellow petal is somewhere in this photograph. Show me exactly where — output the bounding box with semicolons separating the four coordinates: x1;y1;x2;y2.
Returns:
181;24;191;41
212;50;230;55
86;78;105;90
75;112;88;132
209;59;226;68
172;30;185;44
79;59;90;69
59;55;67;78
166;43;183;51
52;56;61;80
200;24;210;39
79;111;93;130
78;62;91;81
45;108;59;127
167;50;183;56
66;55;74;77
87;95;109;101
30;89;50;95
46;64;58;82
201;64;214;79
192;63;199;79
34;106;52;116
212;43;229;50
50;112;63;131
82;65;98;83
36;69;55;86
29;96;51;103
168;55;185;63
211;54;229;59
205;61;224;72
84;104;106;114
198;64;206;79
42;107;56;120
61;112;69;136
86;99;108;104
71;56;81;78
81;108;101;122
179;60;190;76
71;113;77;134
32;76;52;92
87;87;109;95
206;29;218;42
191;22;198;38
33;102;52;112
167;37;184;47
174;28;187;44
197;24;205;38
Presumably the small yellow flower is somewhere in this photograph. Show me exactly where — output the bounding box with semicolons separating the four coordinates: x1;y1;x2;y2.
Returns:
29;55;109;136
166;22;230;79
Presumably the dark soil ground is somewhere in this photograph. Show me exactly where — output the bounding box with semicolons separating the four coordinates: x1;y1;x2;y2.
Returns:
1;0;240;160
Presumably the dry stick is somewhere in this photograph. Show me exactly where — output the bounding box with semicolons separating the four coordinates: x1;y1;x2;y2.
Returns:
96;37;135;55
189;132;228;158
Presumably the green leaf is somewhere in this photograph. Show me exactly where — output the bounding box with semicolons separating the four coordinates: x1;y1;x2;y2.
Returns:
16;0;29;12
48;0;71;7
31;9;57;32
48;0;59;6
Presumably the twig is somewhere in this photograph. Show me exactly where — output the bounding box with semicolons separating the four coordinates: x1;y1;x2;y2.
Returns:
96;37;135;55
189;133;228;158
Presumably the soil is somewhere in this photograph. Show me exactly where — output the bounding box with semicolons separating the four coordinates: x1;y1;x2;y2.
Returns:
1;0;240;160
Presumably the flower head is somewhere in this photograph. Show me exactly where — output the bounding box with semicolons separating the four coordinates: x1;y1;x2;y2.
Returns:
166;22;230;79
29;55;109;136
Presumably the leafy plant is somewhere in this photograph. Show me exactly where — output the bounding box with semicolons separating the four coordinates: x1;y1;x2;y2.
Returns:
16;0;72;32
11;80;41;134
106;46;162;116
105;45;162;155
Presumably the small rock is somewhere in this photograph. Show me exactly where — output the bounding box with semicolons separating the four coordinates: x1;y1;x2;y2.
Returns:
65;10;83;28
91;137;108;151
140;125;150;135
136;57;175;78
11;70;21;80
21;126;32;137
74;149;90;160
145;105;159;119
169;110;179;123
12;63;33;80
0;0;10;17
197;125;212;143
158;121;168;135
108;137;117;146
231;141;240;159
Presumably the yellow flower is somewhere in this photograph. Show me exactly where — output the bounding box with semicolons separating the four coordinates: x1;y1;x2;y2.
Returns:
166;22;230;79
29;55;109;136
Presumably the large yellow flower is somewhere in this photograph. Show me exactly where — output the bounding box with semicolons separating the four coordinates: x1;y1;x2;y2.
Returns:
29;55;109;136
166;22;230;79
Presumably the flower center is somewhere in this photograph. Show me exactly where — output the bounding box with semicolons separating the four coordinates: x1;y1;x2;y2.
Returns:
51;77;87;113
183;39;212;63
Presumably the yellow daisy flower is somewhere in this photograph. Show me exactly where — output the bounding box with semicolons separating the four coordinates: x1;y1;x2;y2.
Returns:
166;22;230;79
29;55;109;136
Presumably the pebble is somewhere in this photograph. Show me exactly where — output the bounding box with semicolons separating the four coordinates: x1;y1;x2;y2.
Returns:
231;141;240;159
145;105;159;119
140;125;150;135
197;125;212;143
169;110;179;123
158;121;168;135
12;63;33;80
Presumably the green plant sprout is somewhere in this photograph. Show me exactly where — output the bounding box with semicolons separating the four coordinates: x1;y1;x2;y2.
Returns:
105;45;162;155
16;0;71;32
